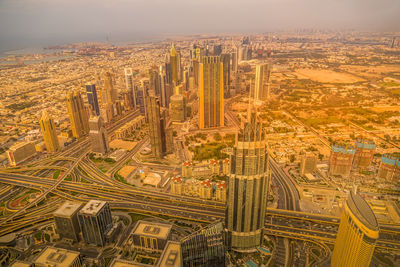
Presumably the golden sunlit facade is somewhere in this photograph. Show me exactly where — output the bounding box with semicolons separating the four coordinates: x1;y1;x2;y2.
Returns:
66;90;89;139
40;111;60;152
331;191;379;267
170;44;179;84
198;56;224;129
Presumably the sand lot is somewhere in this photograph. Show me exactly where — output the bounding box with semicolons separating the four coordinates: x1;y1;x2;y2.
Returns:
294;68;365;83
340;65;400;78
370;106;400;113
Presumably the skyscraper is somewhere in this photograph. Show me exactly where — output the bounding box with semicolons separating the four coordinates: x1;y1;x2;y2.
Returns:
198;56;224;129
102;71;117;105
40;111;60;152
220;53;231;98
331;191;379;267
180;222;226;267
146;90;169;158
66;90;89;139
54;201;83;242
225;107;270;252
124;68;136;110
253;63;270;101
86;84;100;116
89;116;109;155
170;44;179;84
78;200;113;247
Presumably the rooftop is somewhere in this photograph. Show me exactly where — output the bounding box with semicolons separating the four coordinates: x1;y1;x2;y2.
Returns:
132;220;172;240
157;241;181;267
347;191;379;232
34;247;80;267
9;261;32;267
110;259;152;267
79;200;107;215
54;201;82;217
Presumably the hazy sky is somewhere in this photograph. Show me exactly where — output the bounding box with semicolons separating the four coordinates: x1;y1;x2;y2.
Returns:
0;0;399;51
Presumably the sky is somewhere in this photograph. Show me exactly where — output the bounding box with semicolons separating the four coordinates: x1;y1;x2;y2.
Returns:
0;0;399;51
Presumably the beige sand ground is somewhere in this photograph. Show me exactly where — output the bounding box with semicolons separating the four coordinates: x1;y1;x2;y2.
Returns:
339;65;400;78
370;106;400;113
109;139;137;151
294;68;365;83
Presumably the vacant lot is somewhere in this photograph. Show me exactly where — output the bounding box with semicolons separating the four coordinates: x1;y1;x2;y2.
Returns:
295;68;365;83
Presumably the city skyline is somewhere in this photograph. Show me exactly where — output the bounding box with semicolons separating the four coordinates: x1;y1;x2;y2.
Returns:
1;0;400;52
0;3;399;264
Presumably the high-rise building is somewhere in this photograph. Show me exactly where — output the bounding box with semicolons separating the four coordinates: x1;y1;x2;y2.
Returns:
102;71;117;105
169;94;186;123
253;63;270;101
353;138;376;169
331;191;379;267
180;222;226;267
198;56;224;129
54;201;83;242
170;44;179;84
66;90;89;139
328;145;355;178
34;247;82;267
40;111;60;152
89;116;109;155
220;53;231;98
231;47;238;73
6;141;36;166
225;107;270;252
213;44;222;56
148;68;161;95
124;68;136;110
146;90;171;158
300;152;317;176
78;200;113;247
377;154;400;181
86;84;100;116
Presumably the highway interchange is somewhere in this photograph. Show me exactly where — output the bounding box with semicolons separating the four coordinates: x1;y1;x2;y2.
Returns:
0;108;399;265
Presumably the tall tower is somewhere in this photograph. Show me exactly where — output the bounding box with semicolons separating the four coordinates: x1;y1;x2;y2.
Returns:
124;68;136;109
146;90;166;158
66;90;89;139
221;53;231;98
253;63;270;101
225;107;270;252
331;191;379;267
40;111;60;152
102;71;117;105
89;116;109;155
198;56;224;129
170;44;179;84
86;84;100;116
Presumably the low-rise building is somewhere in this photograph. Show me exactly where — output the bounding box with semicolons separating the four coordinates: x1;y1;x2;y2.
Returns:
157;241;181;267
129;221;172;253
33;247;81;267
6;141;36;166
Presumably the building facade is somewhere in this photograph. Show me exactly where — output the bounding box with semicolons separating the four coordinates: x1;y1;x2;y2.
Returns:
377;154;400;181
331;191;379;267
6;141;36;166
66;90;89;139
89;116;109;155
225;108;270;252
198;56;224;129
180;222;226;267
86;84;100;116
78;200;113;247
40;111;60;152
353;139;376;169
328;145;356;178
54;201;83;242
